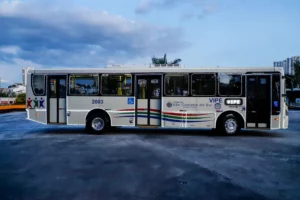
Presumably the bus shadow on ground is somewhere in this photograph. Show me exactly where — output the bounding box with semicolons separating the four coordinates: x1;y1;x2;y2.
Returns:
31;126;285;138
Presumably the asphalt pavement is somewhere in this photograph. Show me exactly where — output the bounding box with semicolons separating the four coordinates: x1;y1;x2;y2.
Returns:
0;111;299;200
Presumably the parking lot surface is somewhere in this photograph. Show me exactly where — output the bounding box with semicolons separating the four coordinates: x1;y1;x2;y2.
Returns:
0;111;300;200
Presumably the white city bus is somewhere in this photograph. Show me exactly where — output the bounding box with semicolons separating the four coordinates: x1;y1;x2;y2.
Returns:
24;64;289;135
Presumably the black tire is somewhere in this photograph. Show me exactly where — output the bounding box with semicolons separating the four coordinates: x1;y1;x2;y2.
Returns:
86;114;107;134
220;114;240;135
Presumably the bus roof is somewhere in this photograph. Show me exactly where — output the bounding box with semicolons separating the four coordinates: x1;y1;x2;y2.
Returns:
25;65;284;75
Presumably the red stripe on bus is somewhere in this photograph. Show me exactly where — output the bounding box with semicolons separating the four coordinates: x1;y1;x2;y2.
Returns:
118;108;135;111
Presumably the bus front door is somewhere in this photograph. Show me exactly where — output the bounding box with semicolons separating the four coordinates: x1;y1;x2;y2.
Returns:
47;76;67;124
136;75;162;126
246;75;271;128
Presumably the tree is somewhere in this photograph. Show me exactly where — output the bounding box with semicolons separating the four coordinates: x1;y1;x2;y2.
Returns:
152;54;182;65
285;60;300;88
294;61;300;88
15;93;26;104
0;92;9;97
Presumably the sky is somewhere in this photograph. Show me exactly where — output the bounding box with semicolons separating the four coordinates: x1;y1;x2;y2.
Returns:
0;0;299;88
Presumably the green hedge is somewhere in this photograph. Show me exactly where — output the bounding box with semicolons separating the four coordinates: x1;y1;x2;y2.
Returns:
16;93;26;104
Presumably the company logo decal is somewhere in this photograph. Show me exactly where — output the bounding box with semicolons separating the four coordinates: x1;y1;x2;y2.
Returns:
27;97;45;109
214;103;221;109
166;102;172;108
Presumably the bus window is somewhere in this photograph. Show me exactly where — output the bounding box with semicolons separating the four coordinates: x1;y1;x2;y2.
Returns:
32;75;45;96
192;74;216;96
137;79;147;99
295;91;300;98
49;79;56;98
101;74;132;96
69;74;99;96
286;90;291;103
218;73;242;96
165;74;188;96
59;79;66;98
272;74;281;114
150;79;160;99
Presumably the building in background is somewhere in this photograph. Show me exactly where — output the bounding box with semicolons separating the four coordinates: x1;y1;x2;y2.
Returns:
0;97;16;105
8;83;26;95
0;83;26;98
0;67;27;96
0;88;16;104
0;88;10;94
274;56;299;76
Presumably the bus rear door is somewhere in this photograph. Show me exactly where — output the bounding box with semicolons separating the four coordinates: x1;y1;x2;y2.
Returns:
246;75;271;128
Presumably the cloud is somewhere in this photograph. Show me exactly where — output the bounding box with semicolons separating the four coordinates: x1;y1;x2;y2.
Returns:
196;3;218;19
0;45;21;55
181;13;196;20
0;58;41;85
0;0;190;84
136;0;199;14
0;79;10;83
136;0;217;20
0;1;189;63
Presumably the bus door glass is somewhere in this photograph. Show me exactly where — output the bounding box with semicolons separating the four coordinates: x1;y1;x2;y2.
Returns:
136;75;161;126
246;75;271;128
48;76;67;124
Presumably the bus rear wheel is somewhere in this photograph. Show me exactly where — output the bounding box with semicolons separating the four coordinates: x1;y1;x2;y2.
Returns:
86;114;107;134
220;114;240;135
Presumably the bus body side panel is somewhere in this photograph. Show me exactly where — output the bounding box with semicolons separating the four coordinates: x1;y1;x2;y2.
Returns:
282;102;289;129
66;96;136;126
215;97;247;128
162;97;213;128
271;115;280;129
270;74;285;130
136;99;148;125
26;73;47;124
150;99;161;126
162;97;246;128
282;78;289;129
281;81;289;129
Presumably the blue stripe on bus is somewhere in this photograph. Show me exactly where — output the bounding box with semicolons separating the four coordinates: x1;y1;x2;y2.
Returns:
162;118;212;123
118;115;211;122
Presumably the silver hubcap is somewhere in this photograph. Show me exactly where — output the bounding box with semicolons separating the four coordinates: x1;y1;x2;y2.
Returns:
91;117;105;131
225;118;237;134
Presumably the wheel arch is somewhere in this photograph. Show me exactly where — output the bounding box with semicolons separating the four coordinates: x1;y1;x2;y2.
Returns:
85;109;111;127
216;110;245;129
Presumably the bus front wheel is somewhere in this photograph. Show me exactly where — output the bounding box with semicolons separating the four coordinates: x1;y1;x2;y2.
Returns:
86;114;107;134
220;114;240;135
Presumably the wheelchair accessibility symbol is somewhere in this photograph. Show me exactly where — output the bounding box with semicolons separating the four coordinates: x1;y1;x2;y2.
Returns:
127;97;135;105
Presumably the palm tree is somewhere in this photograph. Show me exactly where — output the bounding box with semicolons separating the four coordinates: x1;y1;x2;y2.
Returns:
152;54;182;65
294;60;300;87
